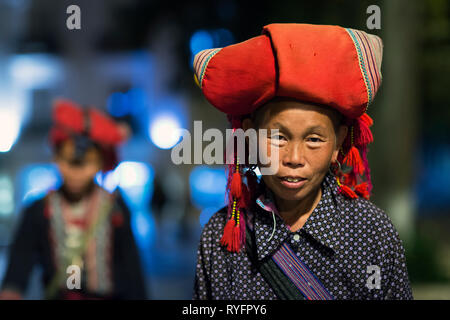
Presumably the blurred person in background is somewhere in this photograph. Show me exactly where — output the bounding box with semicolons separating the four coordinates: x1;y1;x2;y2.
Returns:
0;99;147;300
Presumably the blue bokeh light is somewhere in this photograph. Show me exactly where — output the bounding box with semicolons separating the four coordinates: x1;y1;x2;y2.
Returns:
415;143;450;215
189;166;227;225
107;92;131;118
189;28;235;69
107;87;150;119
189;30;214;56
149;113;183;150
0;108;22;153
19;163;62;206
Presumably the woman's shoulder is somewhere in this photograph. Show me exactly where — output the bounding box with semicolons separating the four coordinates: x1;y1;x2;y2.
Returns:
341;196;385;216
202;206;228;232
198;206;231;246
339;195;401;240
20;193;49;218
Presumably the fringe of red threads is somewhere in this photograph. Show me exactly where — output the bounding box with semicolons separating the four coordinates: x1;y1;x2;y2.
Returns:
220;217;235;249
220;116;248;253
359;144;373;194
336;113;374;200
355;119;373;146
343;146;364;175
354;181;370;199
338;184;358;199
230;172;242;198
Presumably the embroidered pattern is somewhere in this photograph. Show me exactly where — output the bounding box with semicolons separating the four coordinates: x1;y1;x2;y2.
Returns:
272;242;334;300
47;187;114;295
193;48;222;88
345;28;383;110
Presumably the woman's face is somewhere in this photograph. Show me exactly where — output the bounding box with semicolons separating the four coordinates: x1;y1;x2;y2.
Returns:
54;139;102;197
243;99;347;203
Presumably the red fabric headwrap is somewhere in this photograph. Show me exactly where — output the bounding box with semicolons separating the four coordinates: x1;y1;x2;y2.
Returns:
194;23;383;118
49;98;127;171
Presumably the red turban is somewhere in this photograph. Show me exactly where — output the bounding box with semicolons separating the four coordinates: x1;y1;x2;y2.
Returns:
194;23;382;119
49;98;128;171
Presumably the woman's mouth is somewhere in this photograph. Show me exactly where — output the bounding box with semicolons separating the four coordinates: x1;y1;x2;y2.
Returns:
278;176;307;189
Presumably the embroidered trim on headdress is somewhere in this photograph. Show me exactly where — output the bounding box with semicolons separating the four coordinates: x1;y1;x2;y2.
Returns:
193;48;222;88
345;28;383;110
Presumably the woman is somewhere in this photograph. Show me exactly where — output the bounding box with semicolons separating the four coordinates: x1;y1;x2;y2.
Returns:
193;23;413;300
0;99;147;299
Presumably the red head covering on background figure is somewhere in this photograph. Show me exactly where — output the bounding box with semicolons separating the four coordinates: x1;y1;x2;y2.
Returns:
193;23;383;253
49;98;128;172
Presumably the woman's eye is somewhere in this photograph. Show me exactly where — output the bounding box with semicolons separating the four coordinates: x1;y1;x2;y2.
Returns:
271;135;285;140
268;134;287;146
307;137;322;143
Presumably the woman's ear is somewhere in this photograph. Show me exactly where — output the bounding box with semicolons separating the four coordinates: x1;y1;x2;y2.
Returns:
337;125;348;148
332;125;348;162
242;117;255;131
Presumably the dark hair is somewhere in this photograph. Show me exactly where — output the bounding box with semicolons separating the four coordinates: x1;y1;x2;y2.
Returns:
250;97;344;133
53;135;104;165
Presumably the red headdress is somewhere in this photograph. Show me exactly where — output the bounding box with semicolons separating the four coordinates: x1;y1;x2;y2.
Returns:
49;98;128;172
193;23;383;252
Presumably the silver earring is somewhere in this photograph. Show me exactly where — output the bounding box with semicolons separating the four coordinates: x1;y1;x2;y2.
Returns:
329;159;341;175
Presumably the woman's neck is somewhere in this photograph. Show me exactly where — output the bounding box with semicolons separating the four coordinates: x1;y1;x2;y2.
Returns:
274;186;323;232
60;181;96;204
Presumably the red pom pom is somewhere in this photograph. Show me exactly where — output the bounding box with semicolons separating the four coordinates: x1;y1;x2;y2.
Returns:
360;113;373;127
355;182;370;199
90;109;126;146
230;172;242;198
343;146;365;175
341;172;357;188
53;99;84;133
230;225;241;252
338;185;358;199
220;218;235;248
354;118;373;147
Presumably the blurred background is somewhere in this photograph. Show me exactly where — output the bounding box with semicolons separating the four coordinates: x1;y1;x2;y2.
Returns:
0;0;448;299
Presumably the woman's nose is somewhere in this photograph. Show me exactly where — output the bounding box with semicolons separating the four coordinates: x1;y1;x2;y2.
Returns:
282;142;305;168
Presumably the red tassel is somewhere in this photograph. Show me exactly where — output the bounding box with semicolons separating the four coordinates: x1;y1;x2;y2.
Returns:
230;172;242;198
343;146;365;175
341;172;357;188
230;225;241;252
338;185;358;199
354;118;373;146
355;182;370;199
360;113;373;127
220;218;235;248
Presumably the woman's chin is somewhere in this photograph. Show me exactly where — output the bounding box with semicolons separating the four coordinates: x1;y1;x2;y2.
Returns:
278;193;308;202
62;182;94;200
65;185;85;195
272;185;309;202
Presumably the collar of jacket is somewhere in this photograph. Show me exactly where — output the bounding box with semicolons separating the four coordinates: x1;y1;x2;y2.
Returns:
252;171;344;261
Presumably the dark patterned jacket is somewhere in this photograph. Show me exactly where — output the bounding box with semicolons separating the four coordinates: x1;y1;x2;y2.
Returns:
194;171;413;300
